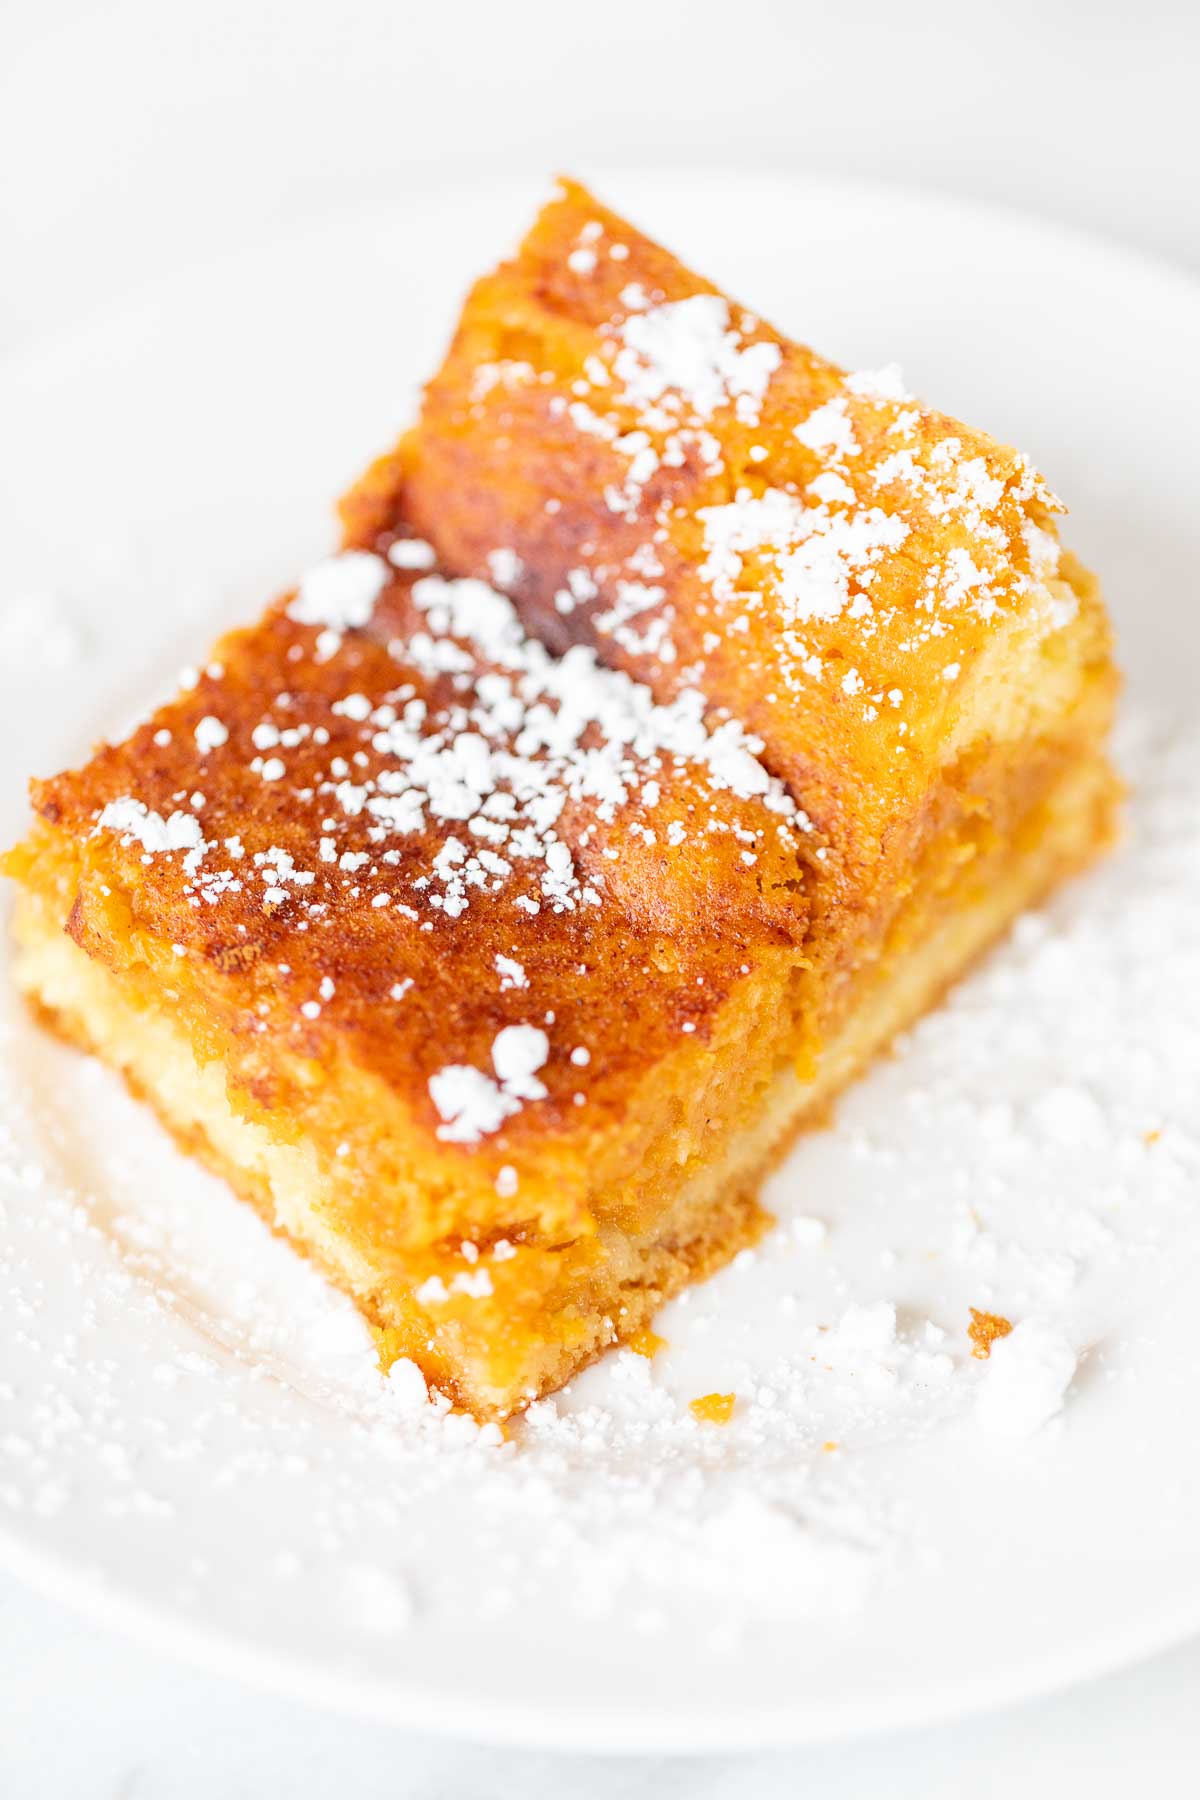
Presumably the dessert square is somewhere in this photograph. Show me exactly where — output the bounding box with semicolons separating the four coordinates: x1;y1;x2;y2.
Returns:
6;181;1119;1418
5;539;814;1417
357;180;1118;1063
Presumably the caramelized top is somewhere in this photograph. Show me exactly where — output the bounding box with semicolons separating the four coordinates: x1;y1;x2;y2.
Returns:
373;179;1095;901
24;537;806;1158
12;180;1112;1196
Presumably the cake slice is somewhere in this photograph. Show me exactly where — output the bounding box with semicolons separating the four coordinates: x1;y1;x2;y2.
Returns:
4;538;815;1417
5;183;1119;1418
351;179;1118;1073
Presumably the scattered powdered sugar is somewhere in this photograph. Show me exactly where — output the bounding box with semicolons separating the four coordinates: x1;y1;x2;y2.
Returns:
193;715;228;754
613;295;781;427
489;1024;550;1096
399;570;802;818
530;288;785;530
95;797;206;869
480;264;1074;727
428;1026;549;1142
287;551;389;631
793;395;860;459
494;954;527;991
385;1356;430;1413
698;488;910;626
387;538;437;572
485;547;523;589
843;364;912;403
975;1319;1077;1437
427;1065;515;1143
88;555;804;971
2;710;1199;1683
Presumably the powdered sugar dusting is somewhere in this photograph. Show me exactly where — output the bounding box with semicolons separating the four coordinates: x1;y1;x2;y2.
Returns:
77;552;806;1078
698;488;910;627
2;710;1198;1688
614;295;781;427
472;249;1079;733
975;1319;1077;1437
287;551;388;631
95;797;206;859
429;1025;550;1143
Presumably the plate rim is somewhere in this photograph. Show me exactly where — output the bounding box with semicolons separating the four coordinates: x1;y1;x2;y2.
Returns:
6;1510;1200;1754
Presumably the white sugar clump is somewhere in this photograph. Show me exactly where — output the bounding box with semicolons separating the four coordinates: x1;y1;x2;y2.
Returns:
428;1025;549;1142
793;396;859;459
1022;519;1063;583
416;1269;494;1305
790;1216;827;1248
843;364;912;403
409;575;524;663
690;1493;877;1617
409;575;800;817
495;954;528;991
491;1025;549;1098
95;798;206;871
698;489;908;626
193;715;228;753
385;1356;430;1413
486;547;524;588
306;1302;375;1360
976;1319;1077;1437
427;1065;516;1144
614;295;781;426
387;538;436;571
288;551;388;631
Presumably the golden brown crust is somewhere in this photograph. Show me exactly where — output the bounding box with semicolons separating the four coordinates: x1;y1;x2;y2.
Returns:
377;179;1117;922
5;541;811;1257
23;596;798;1110
8;736;1117;1419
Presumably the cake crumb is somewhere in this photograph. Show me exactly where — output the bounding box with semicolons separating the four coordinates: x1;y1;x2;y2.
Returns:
628;1329;667;1359
968;1308;1014;1360
690;1392;736;1425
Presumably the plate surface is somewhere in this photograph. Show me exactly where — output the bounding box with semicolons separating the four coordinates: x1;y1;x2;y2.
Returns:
1;174;1199;1752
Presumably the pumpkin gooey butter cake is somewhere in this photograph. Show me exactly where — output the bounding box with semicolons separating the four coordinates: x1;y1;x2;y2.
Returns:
4;182;1118;1418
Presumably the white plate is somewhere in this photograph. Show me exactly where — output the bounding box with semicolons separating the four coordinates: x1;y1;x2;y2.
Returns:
1;174;1199;1753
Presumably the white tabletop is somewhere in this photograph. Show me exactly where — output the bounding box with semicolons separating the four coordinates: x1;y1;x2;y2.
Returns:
2;2;1198;1792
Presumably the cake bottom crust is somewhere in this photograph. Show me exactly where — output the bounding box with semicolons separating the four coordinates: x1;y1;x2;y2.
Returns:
8;751;1117;1418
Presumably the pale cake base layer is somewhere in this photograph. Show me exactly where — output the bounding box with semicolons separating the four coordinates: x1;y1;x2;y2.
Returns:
8;750;1116;1418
